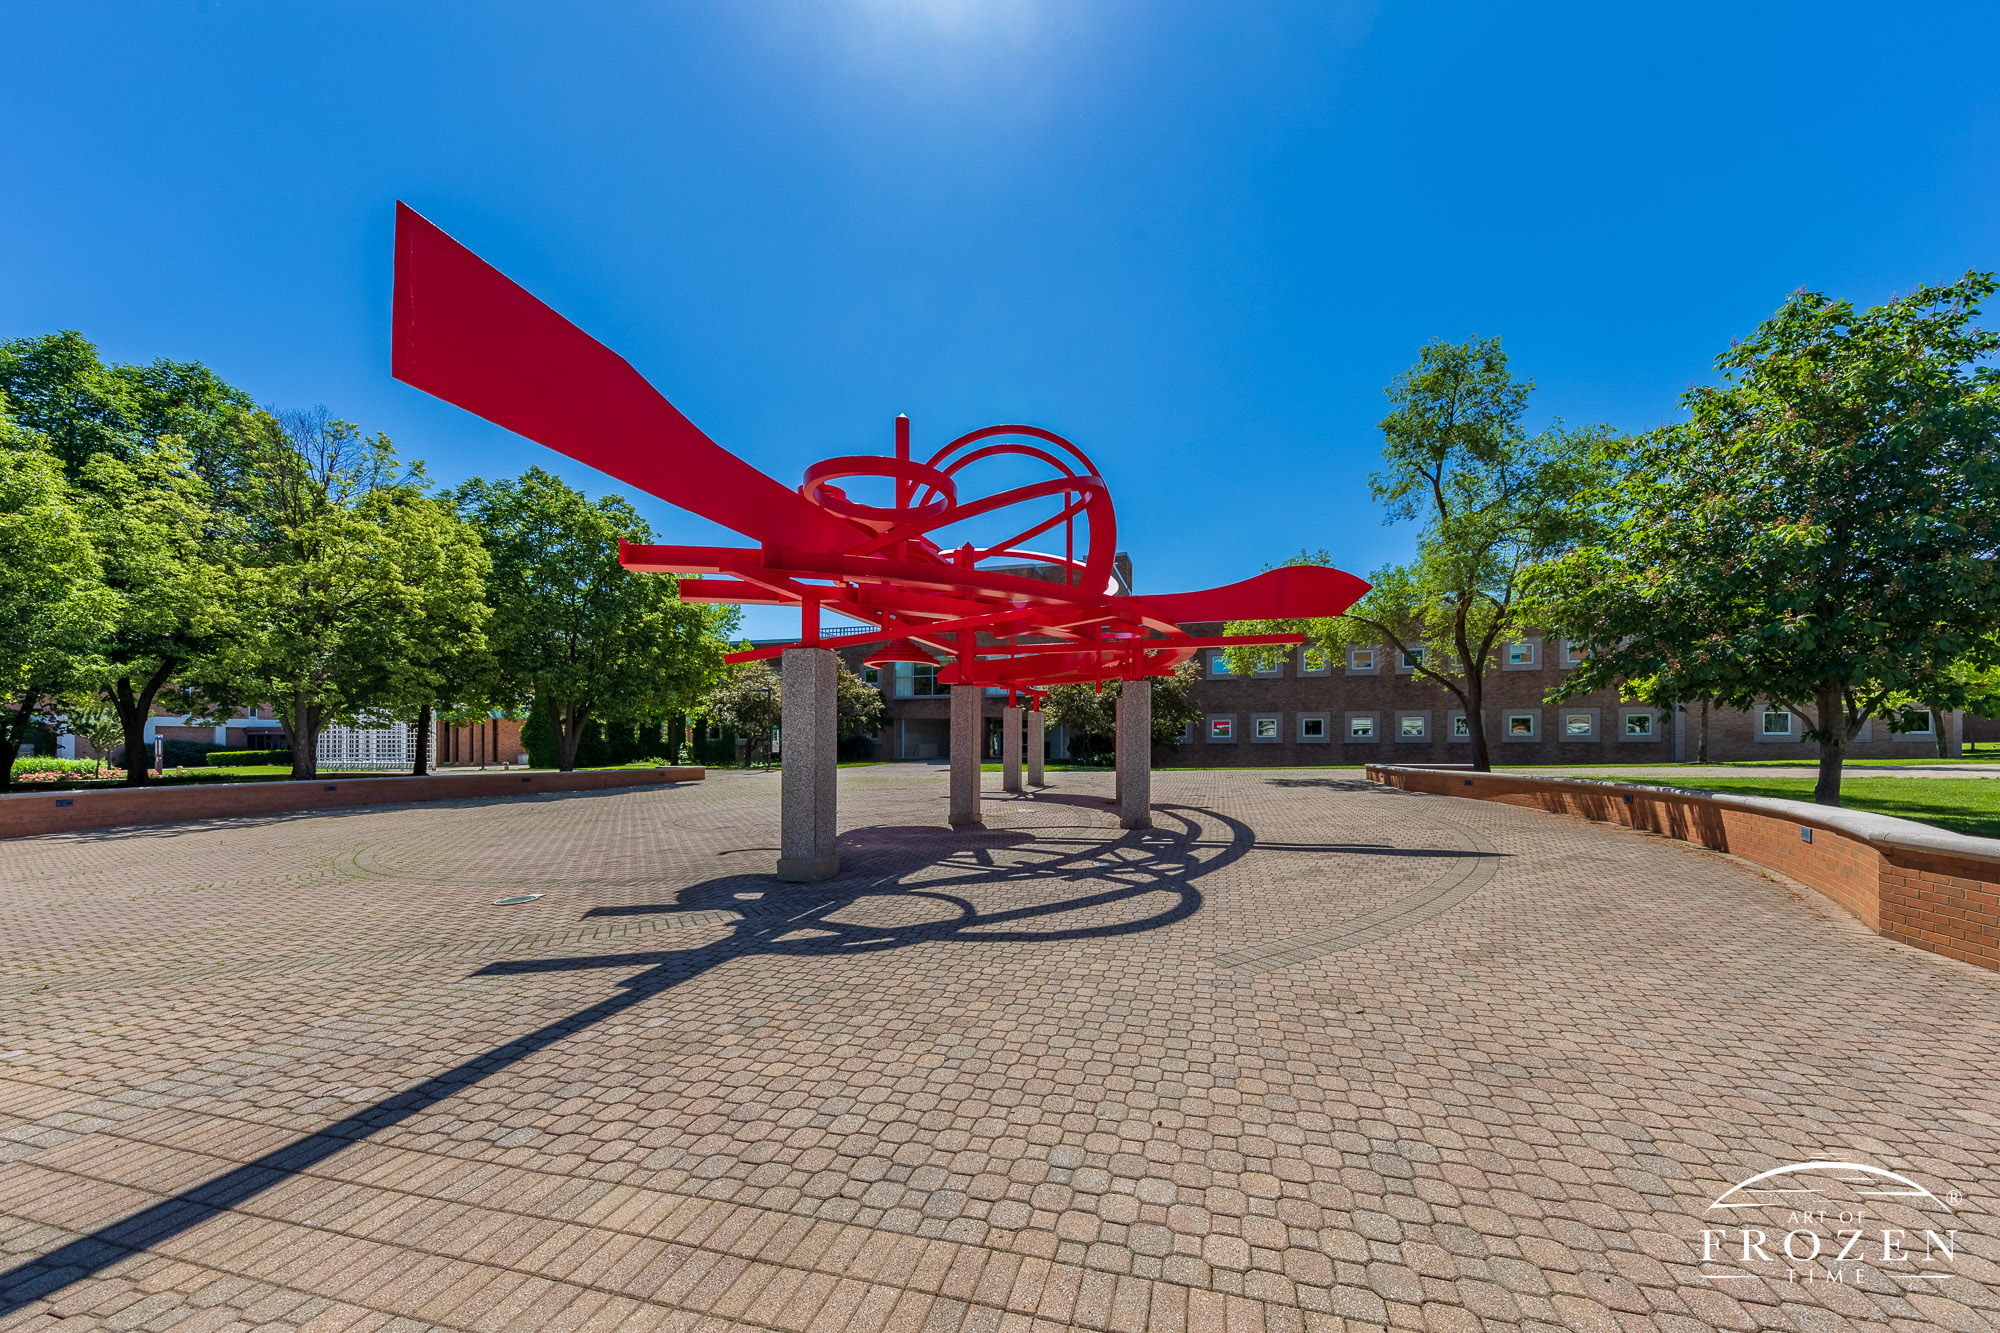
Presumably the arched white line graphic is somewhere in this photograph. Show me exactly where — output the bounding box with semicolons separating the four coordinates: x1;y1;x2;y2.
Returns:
1709;1161;1945;1210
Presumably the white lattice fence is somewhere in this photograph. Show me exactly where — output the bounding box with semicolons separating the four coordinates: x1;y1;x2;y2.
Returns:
316;720;435;770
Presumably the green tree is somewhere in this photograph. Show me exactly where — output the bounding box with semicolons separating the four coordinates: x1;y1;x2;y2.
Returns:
76;442;239;784
836;659;887;747
0;331;136;473
1041;659;1202;762
1544;273;2000;805
211;409;491;778
701;660;781;766
0;333;272;785
0;414;117;790
458;467;735;772
1227;339;1608;770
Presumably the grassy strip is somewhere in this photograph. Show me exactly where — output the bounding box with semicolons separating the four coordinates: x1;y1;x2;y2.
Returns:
1623;776;2000;841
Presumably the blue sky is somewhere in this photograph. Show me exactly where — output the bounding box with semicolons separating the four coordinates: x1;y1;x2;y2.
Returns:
4;2;1995;637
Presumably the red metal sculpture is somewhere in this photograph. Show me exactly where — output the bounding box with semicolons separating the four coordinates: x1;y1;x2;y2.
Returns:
390;203;1369;695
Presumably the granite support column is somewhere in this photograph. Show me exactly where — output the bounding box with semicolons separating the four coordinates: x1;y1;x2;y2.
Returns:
1027;708;1045;787
1001;705;1024;793
949;684;983;827
777;646;839;881
1118;678;1152;829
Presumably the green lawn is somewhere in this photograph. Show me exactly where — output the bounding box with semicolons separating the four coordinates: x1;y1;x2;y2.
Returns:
1509;755;2000;772
1623;776;2000;840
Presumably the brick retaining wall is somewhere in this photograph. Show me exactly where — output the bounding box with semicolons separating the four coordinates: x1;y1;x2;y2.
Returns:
0;767;706;841
1367;764;1999;972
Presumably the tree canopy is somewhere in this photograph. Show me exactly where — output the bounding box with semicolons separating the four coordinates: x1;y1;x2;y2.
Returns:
1226;338;1609;770
203;411;491;778
458;467;735;772
0;405;117;789
1543;272;2000;804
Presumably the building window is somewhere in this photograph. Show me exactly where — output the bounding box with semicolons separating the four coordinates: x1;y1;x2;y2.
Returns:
1299;713;1330;742
1348;647;1376;673
1397;646;1426;672
1623;712;1656;738
894;661;943;697
1209;717;1235;742
1504;640;1538;669
1899;709;1935;737
1563;712;1594;738
1504;712;1538;740
862;666;881;687
1452;715;1471;738
1398;714;1427;740
1209;652;1234;678
1300;645;1331;676
1761;707;1793;736
708;722;723;741
1561;641;1586;667
1252;715;1280;741
1347;714;1377;741
1251;652;1283;677
1178;720;1194;742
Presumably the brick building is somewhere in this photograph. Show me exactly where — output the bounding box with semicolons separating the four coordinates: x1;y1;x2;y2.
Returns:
833;621;1964;766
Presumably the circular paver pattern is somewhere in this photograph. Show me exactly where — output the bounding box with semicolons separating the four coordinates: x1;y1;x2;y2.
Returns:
0;766;1996;1331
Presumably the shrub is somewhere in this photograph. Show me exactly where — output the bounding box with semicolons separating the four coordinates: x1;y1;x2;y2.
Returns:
206;749;294;767
161;739;220;768
12;757;106;778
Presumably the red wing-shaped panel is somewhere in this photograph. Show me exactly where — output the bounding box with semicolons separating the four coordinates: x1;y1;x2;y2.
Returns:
1131;565;1370;626
391;203;860;553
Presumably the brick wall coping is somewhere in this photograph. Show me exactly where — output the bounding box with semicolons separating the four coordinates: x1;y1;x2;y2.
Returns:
1367;763;2000;866
0;766;706;841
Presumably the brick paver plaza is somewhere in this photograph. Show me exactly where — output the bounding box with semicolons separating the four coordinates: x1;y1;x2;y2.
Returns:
2;767;1996;1332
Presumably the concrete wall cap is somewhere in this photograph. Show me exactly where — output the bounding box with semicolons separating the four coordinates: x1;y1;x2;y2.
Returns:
1368;763;2000;867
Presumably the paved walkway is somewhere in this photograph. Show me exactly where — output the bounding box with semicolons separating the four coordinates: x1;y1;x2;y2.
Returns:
0;767;1995;1332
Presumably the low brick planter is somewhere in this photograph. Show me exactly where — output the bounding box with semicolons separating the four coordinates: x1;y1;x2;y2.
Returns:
0;767;705;841
1368;763;2000;973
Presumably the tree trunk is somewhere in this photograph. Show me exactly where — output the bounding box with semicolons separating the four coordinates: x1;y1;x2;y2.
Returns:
1464;674;1491;772
556;701;589;772
1696;701;1710;764
1812;682;1845;806
412;703;433;776
111;661;178;788
0;690;38;793
283;696;322;779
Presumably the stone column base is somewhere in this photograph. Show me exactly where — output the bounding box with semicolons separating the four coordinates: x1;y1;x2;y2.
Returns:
777;854;841;882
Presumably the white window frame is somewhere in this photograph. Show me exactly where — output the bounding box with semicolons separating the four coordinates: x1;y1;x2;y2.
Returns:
1620;710;1659;741
1502;640;1540;670
1559;641;1586;667
1560;709;1597;740
1208;715;1237;743
1346;712;1378;742
1347;647;1378;674
1298;713;1331;743
1396;646;1426;674
1299;645;1332;677
1251;714;1282;742
1448;712;1474;741
1396;712;1429;742
1758;706;1796;740
1250;652;1284;678
1502;711;1540;741
894;661;943;697
1208;651;1235;680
